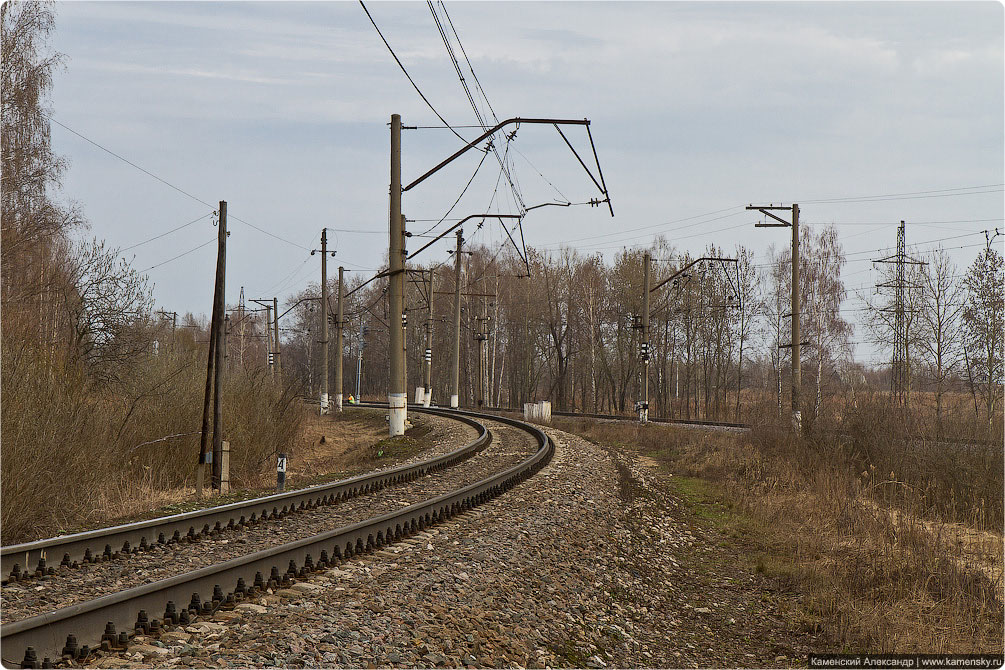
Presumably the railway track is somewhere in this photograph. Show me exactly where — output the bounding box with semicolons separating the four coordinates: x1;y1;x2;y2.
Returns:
482;406;750;430
0;407;552;668
2;408;489;582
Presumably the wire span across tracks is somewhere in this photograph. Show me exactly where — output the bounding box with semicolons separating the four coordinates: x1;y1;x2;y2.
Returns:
0;407;552;667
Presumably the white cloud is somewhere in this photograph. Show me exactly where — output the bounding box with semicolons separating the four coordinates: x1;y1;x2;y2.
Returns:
45;1;1003;324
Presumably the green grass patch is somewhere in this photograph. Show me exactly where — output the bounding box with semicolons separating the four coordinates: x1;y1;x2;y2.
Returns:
372;419;434;459
547;640;591;667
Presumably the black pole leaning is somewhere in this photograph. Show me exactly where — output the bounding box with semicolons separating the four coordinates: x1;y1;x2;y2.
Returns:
212;203;228;489
197;201;227;497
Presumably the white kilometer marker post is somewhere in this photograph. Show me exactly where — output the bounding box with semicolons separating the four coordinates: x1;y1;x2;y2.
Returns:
276;453;287;492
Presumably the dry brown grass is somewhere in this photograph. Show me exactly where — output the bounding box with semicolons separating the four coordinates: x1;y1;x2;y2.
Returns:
1;342;302;543
289;408;389;482
559;402;1004;653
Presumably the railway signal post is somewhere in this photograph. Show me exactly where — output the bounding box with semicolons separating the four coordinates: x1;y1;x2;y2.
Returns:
640;251;651;424
451;229;463;408
273;296;282;381
423;269;434;407
335;266;345;412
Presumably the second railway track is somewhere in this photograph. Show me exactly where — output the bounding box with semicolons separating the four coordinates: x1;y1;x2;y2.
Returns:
1;407;488;584
483;406;751;430
0;407;552;668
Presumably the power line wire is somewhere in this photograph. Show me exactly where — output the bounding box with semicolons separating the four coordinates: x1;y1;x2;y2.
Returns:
141;237;216;272
799;184;1003;204
417;144;492;237
120;211;216;253
47;113;309;251
259;257;312;297
439;1;499;123
804;217;1004;226
46;113;215;208
228;213;310;250
429;1;526;211
359;0;467;143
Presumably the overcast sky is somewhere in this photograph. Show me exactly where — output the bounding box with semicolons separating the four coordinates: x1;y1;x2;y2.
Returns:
48;1;1003;365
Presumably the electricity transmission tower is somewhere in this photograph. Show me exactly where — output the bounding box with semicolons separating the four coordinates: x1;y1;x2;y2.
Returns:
874;221;926;406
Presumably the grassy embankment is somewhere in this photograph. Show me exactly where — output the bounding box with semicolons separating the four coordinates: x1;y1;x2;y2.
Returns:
559;403;1003;653
1;342;437;543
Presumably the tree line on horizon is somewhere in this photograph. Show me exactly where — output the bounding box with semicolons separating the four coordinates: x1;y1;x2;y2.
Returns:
4;1;1002;448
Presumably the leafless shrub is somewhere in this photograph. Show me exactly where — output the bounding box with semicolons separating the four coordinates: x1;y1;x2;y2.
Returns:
1;341;302;544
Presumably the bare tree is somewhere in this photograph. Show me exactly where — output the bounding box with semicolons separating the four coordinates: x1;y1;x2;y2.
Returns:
801;226;852;424
1;0;83;348
962;245;1004;432
63;239;153;381
916;247;964;434
732;245;759;422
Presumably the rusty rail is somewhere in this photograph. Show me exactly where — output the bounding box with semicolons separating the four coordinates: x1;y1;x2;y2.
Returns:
0;407;552;667
1;407;489;582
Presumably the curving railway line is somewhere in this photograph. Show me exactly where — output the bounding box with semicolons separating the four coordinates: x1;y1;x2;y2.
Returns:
0;407;552;668
482;406;750;431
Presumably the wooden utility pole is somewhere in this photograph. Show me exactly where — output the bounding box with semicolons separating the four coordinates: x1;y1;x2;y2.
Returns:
423;269;434;407
388;114;406;435
450;229;463;409
640;251;651;423
750;203;801;434
335;266;344;412
273;296;282;381
197;201;227;497
213;312;227;488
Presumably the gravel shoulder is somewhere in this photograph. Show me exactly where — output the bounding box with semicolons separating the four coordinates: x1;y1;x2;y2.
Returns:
79;424;820;669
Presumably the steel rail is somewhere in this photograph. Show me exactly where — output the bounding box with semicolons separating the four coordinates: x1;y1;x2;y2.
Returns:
480;406;750;430
1;409;490;582
0;408;552;668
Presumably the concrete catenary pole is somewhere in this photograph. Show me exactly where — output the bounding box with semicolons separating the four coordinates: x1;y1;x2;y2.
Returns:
641;251;651;424
356;321;364;399
320;228;329;414
450;229;463;409
388;114;407;435
335;266;344;412
423;269;434;407
790;204;801;434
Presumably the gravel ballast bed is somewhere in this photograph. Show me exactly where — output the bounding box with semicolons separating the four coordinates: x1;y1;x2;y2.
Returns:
86;428;624;669
55;421;815;669
1;415;531;624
